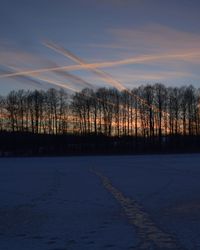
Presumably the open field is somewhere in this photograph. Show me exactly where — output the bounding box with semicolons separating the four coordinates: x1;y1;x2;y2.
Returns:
0;155;200;249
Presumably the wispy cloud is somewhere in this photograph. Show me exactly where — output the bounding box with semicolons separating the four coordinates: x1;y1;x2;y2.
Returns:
6;65;80;92
44;41;126;90
88;24;200;85
53;68;93;89
97;0;142;7
92;24;200;53
1;46;199;80
34;76;79;92
0;65;43;89
0;44;94;90
1;24;200;91
112;69;193;83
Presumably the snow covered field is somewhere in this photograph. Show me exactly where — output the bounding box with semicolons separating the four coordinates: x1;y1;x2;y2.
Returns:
0;154;200;249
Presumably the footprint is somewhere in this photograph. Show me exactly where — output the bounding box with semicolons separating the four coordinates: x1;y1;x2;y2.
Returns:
103;244;115;248
99;225;106;229
87;241;95;245
67;239;76;245
32;235;44;240
50;237;59;240
80;236;89;239
51;248;66;250
47;240;56;244
16;233;27;237
127;246;136;250
89;230;96;234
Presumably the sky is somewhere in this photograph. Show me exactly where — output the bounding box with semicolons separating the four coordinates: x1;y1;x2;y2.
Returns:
0;0;200;94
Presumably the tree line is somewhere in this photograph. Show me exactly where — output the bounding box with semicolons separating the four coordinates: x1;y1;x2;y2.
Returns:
0;84;200;140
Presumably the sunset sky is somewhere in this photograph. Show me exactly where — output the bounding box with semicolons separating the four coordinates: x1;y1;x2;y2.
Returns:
0;0;200;94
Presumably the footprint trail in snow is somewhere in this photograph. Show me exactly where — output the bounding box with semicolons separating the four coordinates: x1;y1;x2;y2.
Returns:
91;168;184;250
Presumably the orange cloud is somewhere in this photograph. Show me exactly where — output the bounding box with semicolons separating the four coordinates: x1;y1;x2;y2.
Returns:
6;65;80;92
95;24;200;55
0;49;200;81
1;44;198;80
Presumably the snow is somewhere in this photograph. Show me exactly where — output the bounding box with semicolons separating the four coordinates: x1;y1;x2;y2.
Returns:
0;155;200;249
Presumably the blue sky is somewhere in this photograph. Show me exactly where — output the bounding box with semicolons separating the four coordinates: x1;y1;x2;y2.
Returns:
0;0;200;94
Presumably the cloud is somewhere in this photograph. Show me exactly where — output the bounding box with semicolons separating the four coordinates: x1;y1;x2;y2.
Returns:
0;65;43;88
0;47;50;70
44;41;126;90
5;65;80;92
1;26;200;93
2;44;200;81
88;24;200;82
97;0;142;7
42;41;182;114
0;43;94;90
112;69;193;83
92;24;200;56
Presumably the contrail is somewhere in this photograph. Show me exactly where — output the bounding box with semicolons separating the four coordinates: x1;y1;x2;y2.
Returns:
54;69;94;89
1;41;199;79
34;76;79;92
0;63;94;90
44;41;125;91
40;59;94;89
6;65;79;92
44;41;200;68
0;66;44;88
44;41;176;124
43;41;155;109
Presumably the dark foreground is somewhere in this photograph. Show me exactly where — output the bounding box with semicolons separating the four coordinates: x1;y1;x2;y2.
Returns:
0;155;200;249
1;131;200;156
